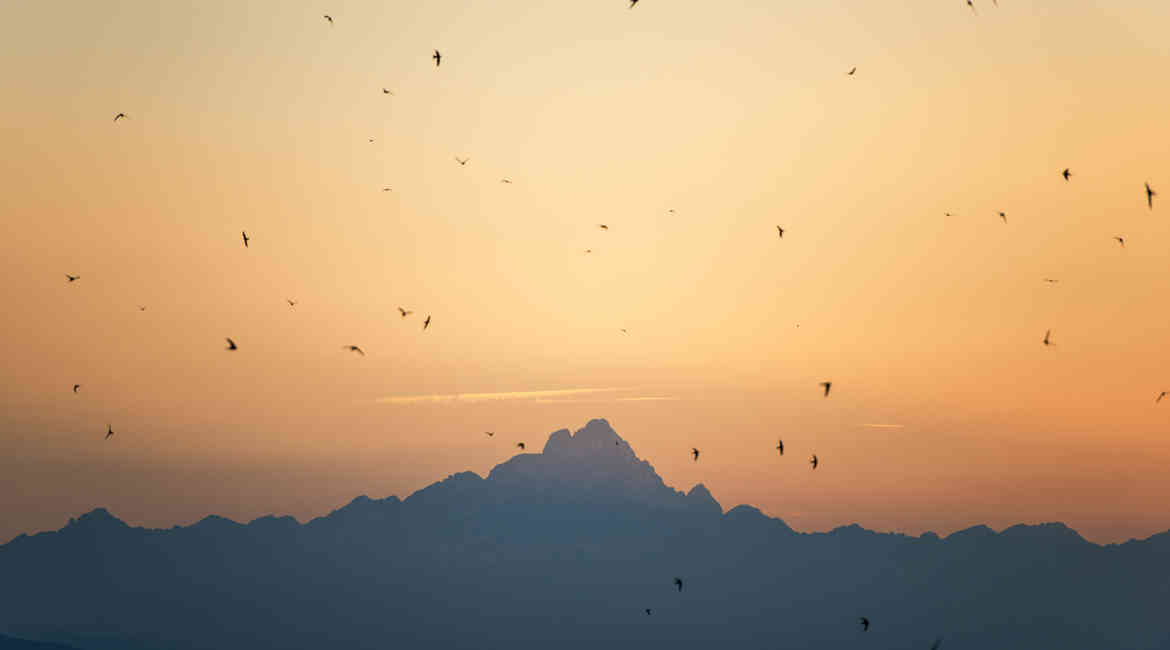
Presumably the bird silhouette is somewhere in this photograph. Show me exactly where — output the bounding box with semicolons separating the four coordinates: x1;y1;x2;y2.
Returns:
397;307;413;318
343;345;365;356
423;315;431;330
1114;236;1125;248
944;212;956;217
382;187;392;192
73;384;80;393
485;431;494;437
810;454;818;470
776;225;784;238
1043;329;1052;346
433;50;442;67
382;88;393;95
620;328;628;334
1062;168;1071;181
454;156;468;165
692;447;700;462
368;137;375;143
630;0;639;8
776;439;784;456
673;577;683;592
323;14;332;24
287;299;297;308
966;0;977;14
599;224;609;230
517;442;526;450
821;381;832;397
113;113;126;122
847;67;856;76
860;617;870;632
136;305;146;311
1156;392;1166;404
241;231;249;248
584;249;593;254
644;608;652;615
1043;278;1059;284
501;178;512;184
65;274;79;283
999;211;1007;223
1146;182;1156;210
105;424;114;440
225;338;238;351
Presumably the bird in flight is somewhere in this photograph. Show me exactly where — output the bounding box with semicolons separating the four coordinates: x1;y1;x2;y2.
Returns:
630;0;639;7
517;442;526;450
821;381;832;397
225;338;238;351
501;178;512;184
137;305;147;311
73;384;81;393
1062;168;1072;181
485;431;494;437
1156;392;1166;404
1043;278;1059;284
287;299;297;308
382;88;393;95
673;577;683;592
66;274;80;283
454;156;469;165
382;187;392;192
584;249;593;254
241;231;250;248
599;224;609;230
1113;236;1125;248
692;447;700;462
368;137;375;143
423;315;431;330
433;50;442;67
944;212;956;217
1042;329;1052;346
966;0;977;14
620;328;628;334
323;14;333;24
105;424;114;440
847;67;856;76
398;307;413;318
644;608;652;616
113;113;126;122
776;439;784;456
776;225;784;239
859;617;870;632
1146;182;1156;210
810;454;818;470
998;211;1007;223
343;345;365;356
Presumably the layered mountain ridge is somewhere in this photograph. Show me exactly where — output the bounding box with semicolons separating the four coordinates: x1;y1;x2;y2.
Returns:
3;418;1169;650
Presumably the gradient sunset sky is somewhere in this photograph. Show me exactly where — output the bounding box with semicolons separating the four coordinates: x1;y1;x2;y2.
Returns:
3;0;1170;545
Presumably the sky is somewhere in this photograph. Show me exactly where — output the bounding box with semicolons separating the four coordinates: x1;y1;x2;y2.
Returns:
2;0;1169;545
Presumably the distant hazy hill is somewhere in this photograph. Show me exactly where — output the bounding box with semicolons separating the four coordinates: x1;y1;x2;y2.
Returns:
3;419;1169;650
0;635;79;650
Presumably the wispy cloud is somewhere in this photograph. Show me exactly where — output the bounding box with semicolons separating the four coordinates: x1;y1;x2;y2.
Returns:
376;387;623;405
616;396;680;402
862;423;906;429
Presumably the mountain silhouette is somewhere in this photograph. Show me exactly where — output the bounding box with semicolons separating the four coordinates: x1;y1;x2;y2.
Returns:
3;419;1170;650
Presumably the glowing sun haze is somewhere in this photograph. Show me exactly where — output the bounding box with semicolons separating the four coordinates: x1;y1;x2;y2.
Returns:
2;0;1169;544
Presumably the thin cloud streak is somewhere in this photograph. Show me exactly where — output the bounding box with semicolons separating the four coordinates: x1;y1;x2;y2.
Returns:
377;387;624;405
616;396;680;402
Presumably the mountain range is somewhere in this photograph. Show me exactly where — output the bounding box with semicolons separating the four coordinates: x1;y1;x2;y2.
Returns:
2;418;1168;650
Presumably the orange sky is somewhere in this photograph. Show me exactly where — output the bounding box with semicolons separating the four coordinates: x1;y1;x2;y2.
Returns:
2;0;1170;545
